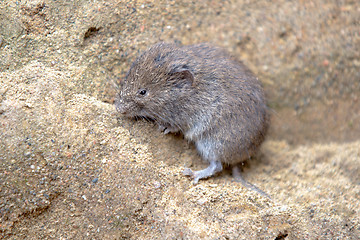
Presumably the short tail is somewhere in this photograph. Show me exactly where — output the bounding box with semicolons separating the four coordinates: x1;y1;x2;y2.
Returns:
232;166;271;200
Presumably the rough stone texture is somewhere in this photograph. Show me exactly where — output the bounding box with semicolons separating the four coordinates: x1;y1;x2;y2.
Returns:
0;0;359;239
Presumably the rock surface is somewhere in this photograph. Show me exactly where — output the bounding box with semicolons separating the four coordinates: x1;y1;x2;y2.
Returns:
0;0;359;239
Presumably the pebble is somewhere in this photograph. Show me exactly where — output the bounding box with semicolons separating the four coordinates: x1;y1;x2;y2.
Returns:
92;177;98;183
197;198;207;205
153;181;161;189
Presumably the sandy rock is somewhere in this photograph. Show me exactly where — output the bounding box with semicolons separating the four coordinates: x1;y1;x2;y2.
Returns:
0;0;359;239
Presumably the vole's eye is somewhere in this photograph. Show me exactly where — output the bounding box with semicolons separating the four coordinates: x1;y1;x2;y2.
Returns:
138;89;147;96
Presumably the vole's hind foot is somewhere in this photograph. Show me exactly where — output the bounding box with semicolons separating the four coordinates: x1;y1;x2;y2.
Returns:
182;168;208;184
183;160;223;184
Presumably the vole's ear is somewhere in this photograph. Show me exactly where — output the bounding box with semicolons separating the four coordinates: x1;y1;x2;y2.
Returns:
168;65;195;87
173;69;194;84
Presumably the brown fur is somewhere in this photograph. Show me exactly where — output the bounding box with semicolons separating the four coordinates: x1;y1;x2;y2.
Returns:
115;42;269;187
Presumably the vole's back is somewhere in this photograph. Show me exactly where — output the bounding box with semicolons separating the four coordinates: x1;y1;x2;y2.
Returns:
172;43;269;165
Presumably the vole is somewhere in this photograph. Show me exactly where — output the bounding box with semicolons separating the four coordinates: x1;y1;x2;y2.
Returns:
115;42;270;198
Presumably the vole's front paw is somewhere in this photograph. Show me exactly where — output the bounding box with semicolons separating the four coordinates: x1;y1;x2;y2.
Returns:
158;124;167;132
165;126;180;134
159;124;180;135
163;128;172;135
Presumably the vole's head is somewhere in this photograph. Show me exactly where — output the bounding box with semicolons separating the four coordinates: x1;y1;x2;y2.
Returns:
115;43;194;119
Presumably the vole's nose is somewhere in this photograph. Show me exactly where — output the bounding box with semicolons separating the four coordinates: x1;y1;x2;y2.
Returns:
114;98;127;114
115;104;127;114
